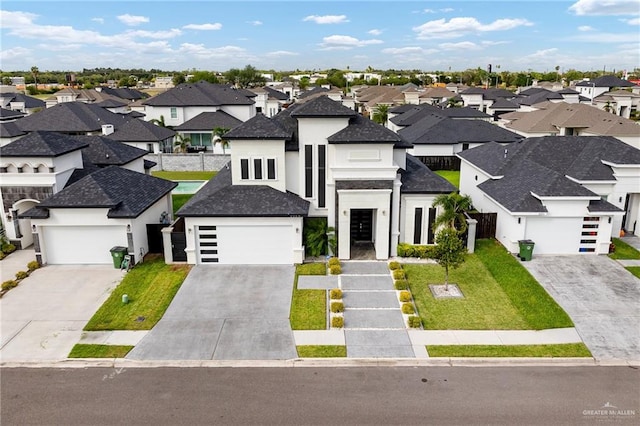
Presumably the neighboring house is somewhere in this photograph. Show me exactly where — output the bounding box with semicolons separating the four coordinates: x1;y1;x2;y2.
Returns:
249;86;290;117
459;87;515;112
170;96;455;265
0;121;27;146
0;93;45;115
592;89;639;119
44;87;143;109
173;111;242;153
418;86;455;105
457;136;640;255
106;116;176;154
141;82;256;127
0;107;25;122
498;101;640;149
574;75;636;102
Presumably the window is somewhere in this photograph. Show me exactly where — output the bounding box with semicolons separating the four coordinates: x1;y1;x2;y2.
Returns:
413;208;423;244
267;158;276;180
318;145;326;208
462;143;469;151
240;159;249;180
146;143;154;153
170;107;177;119
304;145;313;198
254;158;263;180
427;208;436;244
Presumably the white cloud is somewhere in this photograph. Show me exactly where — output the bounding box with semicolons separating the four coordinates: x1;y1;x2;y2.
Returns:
247;20;263;26
578;25;594;31
569;0;639;16
117;14;149;26
0;46;32;61
381;46;425;55
571;31;639;42
37;43;83;52
422;8;454;13
440;8;454;13
622;17;640;24
368;29;382;36
413;17;533;39
440;41;482;51
522;48;560;60
91;17;104;24
0;10;38;27
179;43;250;60
183;23;222;30
266;50;298;57
319;35;383;50
303;15;349;24
126;29;182;39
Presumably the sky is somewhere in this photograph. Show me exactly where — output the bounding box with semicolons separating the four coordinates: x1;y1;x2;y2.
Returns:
1;0;639;73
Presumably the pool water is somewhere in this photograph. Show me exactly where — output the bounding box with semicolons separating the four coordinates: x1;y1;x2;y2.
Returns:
173;180;205;194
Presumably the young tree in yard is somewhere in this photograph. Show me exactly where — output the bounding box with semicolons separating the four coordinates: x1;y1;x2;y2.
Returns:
433;228;467;291
432;192;473;234
372;104;389;125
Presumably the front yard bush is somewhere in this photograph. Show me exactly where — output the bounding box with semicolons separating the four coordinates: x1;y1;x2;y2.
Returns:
27;261;40;271
2;280;18;291
330;301;344;313
329;264;342;275
15;271;28;280
392;269;405;280
399;291;412;302
328;257;340;267
401;303;415;315
331;316;344;328
394;280;408;290
407;316;421;328
397;243;436;259
329;288;342;299
388;261;401;270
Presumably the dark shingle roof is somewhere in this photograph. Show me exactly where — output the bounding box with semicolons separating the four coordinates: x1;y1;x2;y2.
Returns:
490;98;520;109
0;107;24;120
143;82;255;107
95;99;128;108
262;86;289;101
0;93;45;109
576;75;635;88
290;95;357;118
26;166;176;218
177;165;309;217
0;131;87;157
0;121;26;138
98;87;148;101
107;118;175;142
440;107;492;119
173;111;242;131
224;113;290;140
400;155;457;194
328;115;407;145
16;102;129;133
297;86;330;99
399;115;522;145
74;135;148;166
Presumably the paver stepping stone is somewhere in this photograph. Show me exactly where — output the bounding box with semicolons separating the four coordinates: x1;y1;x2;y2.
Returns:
341;262;389;275
341;275;393;290
344;309;405;329
343;291;398;308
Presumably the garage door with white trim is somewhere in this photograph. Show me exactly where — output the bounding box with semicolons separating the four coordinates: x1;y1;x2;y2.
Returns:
196;224;294;264
42;226;126;264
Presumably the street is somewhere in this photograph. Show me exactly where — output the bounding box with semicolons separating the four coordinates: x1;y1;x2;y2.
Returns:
2;366;638;425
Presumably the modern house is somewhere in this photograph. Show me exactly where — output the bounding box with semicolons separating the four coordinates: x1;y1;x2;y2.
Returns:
574;75;636;102
0;92;45;115
172;111;242;153
169;96;455;265
458;136;640;255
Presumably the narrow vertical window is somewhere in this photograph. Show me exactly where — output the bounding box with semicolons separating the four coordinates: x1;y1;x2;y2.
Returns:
267;158;276;180
304;145;313;197
254;158;263;180
413;207;423;244
240;159;249;180
170;107;177;119
427;207;436;244
318;145;326;208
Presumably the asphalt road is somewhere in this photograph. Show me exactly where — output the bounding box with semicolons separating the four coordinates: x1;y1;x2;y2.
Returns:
2;366;638;425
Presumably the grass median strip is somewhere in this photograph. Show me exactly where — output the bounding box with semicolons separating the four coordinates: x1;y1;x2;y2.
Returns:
68;344;134;358
427;343;592;358
297;345;347;357
290;263;327;330
609;237;640;260
625;266;640;279
84;256;191;331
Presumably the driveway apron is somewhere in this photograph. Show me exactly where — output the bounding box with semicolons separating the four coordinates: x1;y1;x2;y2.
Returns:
127;265;297;360
521;255;640;361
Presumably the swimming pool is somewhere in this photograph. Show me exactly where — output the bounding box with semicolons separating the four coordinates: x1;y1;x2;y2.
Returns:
172;180;206;194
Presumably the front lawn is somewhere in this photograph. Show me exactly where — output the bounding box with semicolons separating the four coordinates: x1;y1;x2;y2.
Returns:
609;238;640;260
297;345;347;357
626;266;640;279
151;171;217;181
290;263;327;330
68;344;134;358
434;170;460;188
427;343;592;358
84;256;191;331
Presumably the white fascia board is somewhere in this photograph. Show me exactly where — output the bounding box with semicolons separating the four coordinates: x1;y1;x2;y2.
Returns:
602;160;640;168
479;190;547;216
456;157;504;179
530;191;599;201
564;175;617;185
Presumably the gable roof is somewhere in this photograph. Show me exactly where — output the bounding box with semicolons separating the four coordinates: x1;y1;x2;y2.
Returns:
0;93;45;109
74;135;148;166
173;111;243;131
107;117;175;142
223;113;290;140
0;107;25;120
177;165;309;217
1;131;87;157
575;75;635;88
327;114;409;146
143;82;255;107
290;95;357;118
15;102;129;133
24;166;176;218
0;121;26;138
98;87;148;101
400;155;457;194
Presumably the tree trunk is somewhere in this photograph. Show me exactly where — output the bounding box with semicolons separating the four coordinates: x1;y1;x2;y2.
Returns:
444;266;449;291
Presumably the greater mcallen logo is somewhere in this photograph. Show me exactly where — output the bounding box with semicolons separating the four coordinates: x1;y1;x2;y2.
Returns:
583;402;636;419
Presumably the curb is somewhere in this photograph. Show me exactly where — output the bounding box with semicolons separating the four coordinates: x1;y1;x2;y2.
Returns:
2;357;638;369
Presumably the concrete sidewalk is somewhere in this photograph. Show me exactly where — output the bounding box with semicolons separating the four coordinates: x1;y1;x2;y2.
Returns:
0;248;36;282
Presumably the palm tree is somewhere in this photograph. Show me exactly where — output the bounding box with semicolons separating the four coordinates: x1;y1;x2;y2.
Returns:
432;192;473;234
372;104;389;126
150;115;167;128
173;134;191;153
212;127;230;154
30;66;39;89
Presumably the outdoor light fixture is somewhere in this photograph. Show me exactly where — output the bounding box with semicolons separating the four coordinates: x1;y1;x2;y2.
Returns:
126;224;131;232
343;210;347;215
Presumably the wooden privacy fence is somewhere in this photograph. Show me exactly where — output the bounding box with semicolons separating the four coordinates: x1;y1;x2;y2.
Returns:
466;212;497;239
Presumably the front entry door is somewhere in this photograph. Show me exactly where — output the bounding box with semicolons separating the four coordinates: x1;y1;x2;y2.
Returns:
350;209;373;242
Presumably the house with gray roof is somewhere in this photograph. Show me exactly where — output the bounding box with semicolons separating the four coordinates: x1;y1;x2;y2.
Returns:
457;136;640;255
0;93;45;115
173;111;242;153
170;96;455;265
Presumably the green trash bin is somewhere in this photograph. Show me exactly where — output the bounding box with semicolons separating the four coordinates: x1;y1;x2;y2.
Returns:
109;246;128;269
518;240;535;261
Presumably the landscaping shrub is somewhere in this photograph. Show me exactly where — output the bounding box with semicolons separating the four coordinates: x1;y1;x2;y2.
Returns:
397;243;436;259
328;257;340;267
1;243;16;254
330;301;344;313
399;291;412;302
0;252;5;260
15;270;28;280
401;303;415;315
388;261;401;270
331;316;344;328
394;280;408;290
407;316;421;328
392;269;405;280
329;264;342;275
2;280;18;291
27;261;40;272
329;288;343;299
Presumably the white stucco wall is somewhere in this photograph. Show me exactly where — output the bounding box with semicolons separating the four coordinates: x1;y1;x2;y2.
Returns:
399;194;438;244
409;145;456;157
230;139;286;191
285;151;299;195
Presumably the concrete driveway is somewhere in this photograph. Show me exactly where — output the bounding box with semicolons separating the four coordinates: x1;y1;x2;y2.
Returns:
0;264;124;362
521;255;640;361
127;265;297;360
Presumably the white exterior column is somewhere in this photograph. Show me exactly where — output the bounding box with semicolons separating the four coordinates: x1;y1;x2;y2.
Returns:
390;176;402;257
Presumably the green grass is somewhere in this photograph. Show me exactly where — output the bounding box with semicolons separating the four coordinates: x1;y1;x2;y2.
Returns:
609;238;640;260
474;239;574;329
625;266;640;279
68;344;134;358
290;263;327;330
172;194;193;215
84;256;191;331
434;170;460;188
297;345;347;357
151;171;217;181
427;343;592;358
